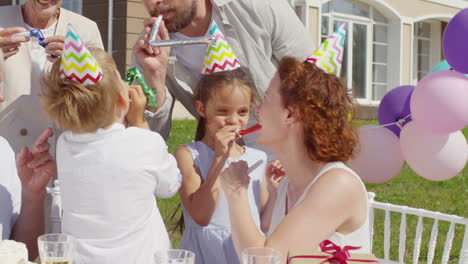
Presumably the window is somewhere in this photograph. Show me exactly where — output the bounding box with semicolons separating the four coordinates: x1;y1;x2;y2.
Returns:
322;0;389;102
61;0;82;14
414;22;431;81
413;20;444;83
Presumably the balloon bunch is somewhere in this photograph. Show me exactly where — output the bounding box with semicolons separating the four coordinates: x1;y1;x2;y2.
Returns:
348;9;468;183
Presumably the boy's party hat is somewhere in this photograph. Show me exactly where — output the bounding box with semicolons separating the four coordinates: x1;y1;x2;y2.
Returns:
60;24;103;86
306;23;347;76
201;21;241;74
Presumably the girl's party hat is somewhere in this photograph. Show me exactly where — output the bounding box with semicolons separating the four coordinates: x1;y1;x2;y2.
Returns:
59;24;103;86
201;21;241;74
306;23;347;76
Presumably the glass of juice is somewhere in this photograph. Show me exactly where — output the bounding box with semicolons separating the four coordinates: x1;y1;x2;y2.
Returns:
38;233;75;264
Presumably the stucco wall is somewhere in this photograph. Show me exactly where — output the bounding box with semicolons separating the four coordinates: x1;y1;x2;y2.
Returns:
126;0;147;70
383;0;460;19
308;6;320;46
401;23;412;85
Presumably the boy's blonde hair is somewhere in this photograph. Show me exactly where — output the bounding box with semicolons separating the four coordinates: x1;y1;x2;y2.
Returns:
41;48;122;134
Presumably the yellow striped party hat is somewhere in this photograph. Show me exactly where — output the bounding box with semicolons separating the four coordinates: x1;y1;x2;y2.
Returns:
306;23;347;76
201;21;241;74
60;24;103;86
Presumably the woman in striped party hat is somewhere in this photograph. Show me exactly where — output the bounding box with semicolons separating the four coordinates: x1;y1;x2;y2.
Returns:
219;29;371;263
40;24;182;264
171;20;283;264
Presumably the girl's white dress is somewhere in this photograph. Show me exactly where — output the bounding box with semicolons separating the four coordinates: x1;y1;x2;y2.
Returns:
57;123;182;264
180;141;267;264
268;162;371;253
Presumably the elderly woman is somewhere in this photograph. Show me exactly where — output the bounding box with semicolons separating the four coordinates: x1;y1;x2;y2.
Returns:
0;49;56;261
221;57;370;263
0;0;103;234
0;0;103;154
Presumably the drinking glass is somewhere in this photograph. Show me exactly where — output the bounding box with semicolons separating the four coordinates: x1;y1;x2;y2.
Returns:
243;247;281;264
154;249;195;264
38;233;75;264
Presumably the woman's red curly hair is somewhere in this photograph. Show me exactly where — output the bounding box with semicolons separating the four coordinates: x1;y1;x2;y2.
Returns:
277;56;358;162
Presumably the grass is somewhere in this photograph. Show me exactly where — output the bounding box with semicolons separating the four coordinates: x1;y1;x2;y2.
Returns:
158;119;467;263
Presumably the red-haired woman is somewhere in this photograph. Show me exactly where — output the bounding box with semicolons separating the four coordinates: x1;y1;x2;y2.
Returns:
221;57;369;263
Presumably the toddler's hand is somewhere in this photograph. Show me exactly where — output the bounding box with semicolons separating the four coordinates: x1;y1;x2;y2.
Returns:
266;160;285;194
126;85;149;129
221;160;250;197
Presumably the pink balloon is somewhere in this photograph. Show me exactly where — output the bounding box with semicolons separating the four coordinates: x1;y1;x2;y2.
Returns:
400;122;467;181
348;125;404;183
411;70;468;134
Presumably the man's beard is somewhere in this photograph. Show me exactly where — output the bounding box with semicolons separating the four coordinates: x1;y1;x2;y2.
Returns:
149;1;197;33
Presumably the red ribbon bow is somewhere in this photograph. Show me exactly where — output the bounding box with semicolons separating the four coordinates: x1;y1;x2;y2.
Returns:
287;240;378;264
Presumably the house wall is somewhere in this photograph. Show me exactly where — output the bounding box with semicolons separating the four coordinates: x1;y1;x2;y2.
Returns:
83;0;128;77
126;0;147;71
401;23;412;85
1;0;465;119
308;7;320;46
389;0;461;19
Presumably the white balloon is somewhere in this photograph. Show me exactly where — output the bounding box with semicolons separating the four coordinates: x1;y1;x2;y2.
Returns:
400;122;467;181
348;125;404;183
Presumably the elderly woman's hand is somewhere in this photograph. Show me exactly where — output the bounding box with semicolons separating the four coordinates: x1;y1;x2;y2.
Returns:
220;160;250;197
0;27;29;60
44;35;65;62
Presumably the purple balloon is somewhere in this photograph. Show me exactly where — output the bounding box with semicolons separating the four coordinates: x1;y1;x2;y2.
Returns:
443;8;468;74
378;85;415;137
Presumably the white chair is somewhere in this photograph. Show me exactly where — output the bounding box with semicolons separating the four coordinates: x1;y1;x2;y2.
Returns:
367;192;468;264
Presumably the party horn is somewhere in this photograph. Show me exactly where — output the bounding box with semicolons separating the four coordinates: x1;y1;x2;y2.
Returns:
147;16;215;47
15;29;46;47
148;15;163;43
149;37;215;47
14;29;57;57
238;124;262;137
125;68;157;108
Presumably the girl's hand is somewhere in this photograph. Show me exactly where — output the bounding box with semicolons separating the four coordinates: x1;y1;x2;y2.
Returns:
213;125;239;159
266;160;285;195
221;160;250;197
126;85;149;129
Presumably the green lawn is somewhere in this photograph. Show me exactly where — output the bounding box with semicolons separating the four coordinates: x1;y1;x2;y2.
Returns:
158;119;467;264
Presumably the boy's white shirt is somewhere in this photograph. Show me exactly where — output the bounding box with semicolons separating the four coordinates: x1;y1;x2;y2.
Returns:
0;136;21;240
57;123;181;264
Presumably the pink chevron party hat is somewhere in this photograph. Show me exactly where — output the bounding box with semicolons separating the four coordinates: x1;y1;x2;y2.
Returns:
60;24;103;86
201;21;241;74
306;23;347;76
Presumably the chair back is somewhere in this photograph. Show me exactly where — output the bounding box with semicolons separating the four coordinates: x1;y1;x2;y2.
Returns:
367;192;468;264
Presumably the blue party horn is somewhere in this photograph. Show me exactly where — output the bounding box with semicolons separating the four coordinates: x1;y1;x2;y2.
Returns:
13;29;57;58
